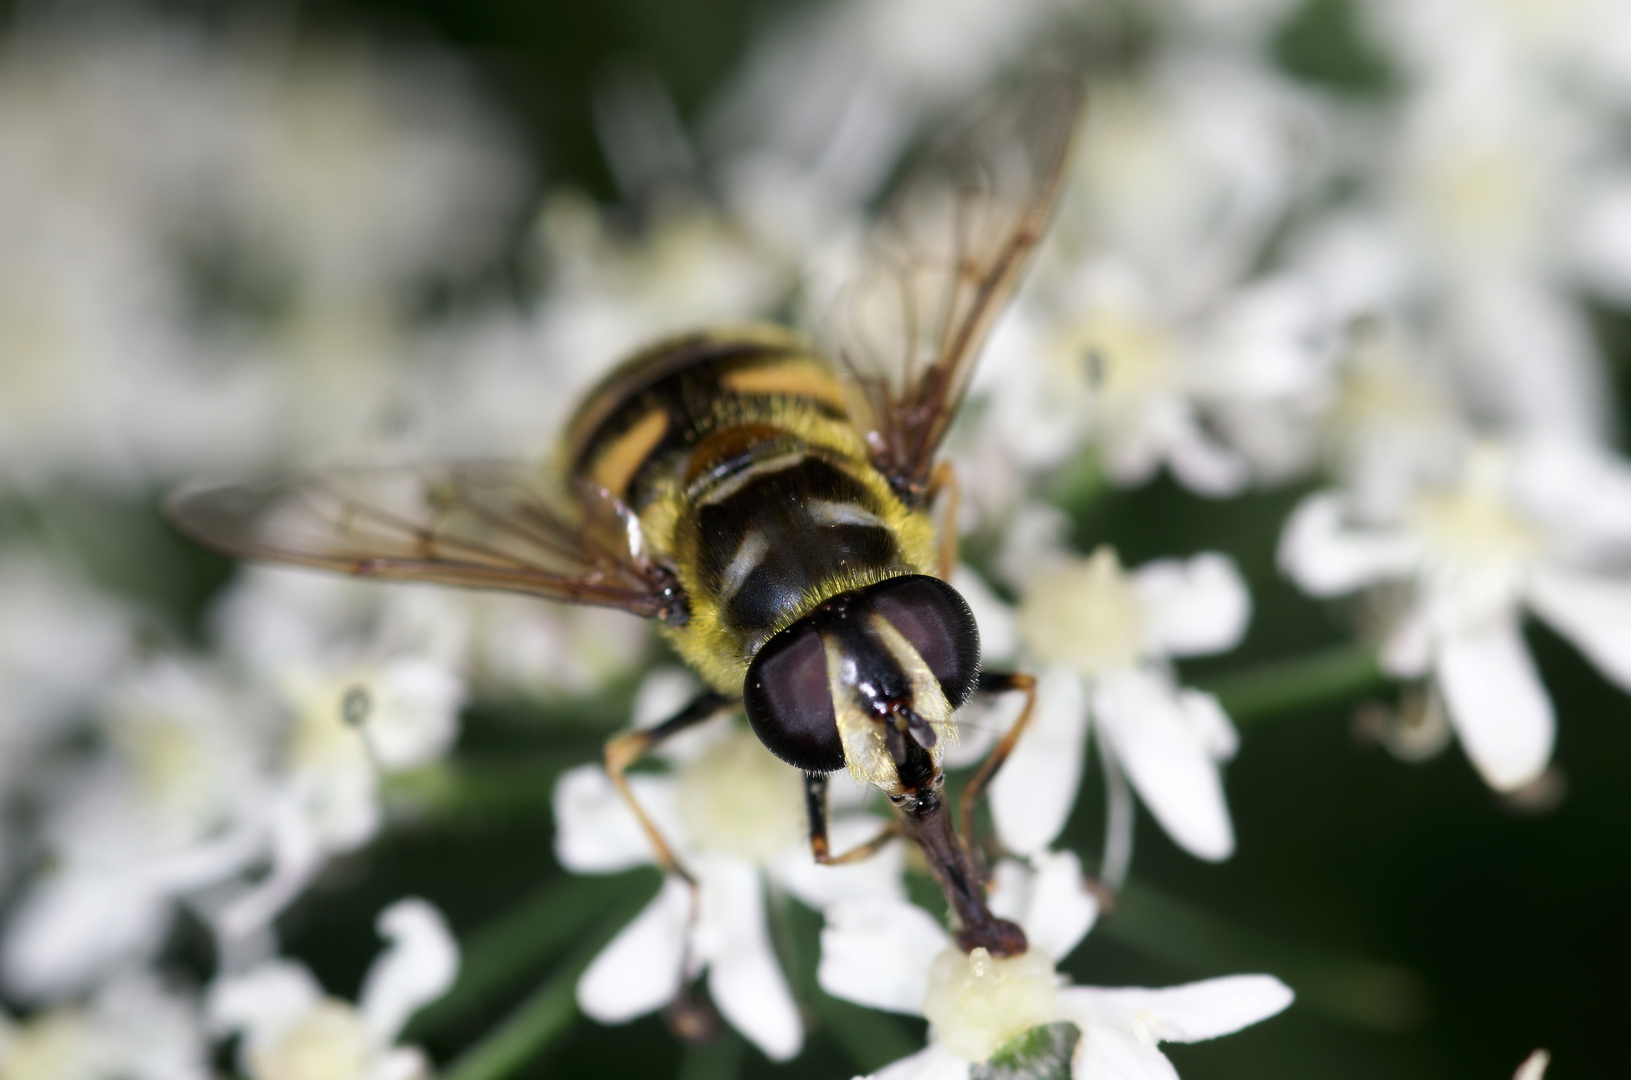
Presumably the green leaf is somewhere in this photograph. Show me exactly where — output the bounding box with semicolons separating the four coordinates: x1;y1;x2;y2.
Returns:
972;1022;1080;1080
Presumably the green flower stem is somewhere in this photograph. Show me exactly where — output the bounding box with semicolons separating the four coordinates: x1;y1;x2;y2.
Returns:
1193;641;1387;724
409;869;661;1040
1102;880;1427;1031
435;879;659;1080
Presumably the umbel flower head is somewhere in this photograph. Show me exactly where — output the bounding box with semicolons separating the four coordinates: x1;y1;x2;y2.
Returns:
207;898;457;1080
553;673;906;1061
995;544;1251;862
818;863;1292;1080
1281;437;1631;790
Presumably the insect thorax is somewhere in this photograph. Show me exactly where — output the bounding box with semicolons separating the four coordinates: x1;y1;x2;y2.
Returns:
564;326;936;693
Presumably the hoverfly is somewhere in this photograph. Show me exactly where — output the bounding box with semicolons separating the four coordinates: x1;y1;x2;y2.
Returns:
169;73;1081;959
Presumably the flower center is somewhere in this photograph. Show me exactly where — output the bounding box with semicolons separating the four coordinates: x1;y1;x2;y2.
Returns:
677;726;805;861
921;946;1059;1063
1408;462;1542;573
1018;546;1145;674
1418;136;1542;263
1060;309;1175;416
251;1001;371;1080
0;1010;90;1080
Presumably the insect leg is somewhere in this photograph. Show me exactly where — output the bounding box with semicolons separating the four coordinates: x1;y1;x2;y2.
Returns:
956;670;1038;848
604;690;735;884
804;772;898;864
926;460;961;579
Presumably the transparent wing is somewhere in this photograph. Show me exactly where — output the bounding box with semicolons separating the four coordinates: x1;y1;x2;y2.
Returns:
166;462;686;622
822;72;1082;499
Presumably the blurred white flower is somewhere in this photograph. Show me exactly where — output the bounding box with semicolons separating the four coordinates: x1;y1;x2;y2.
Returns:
215;652;464;943
1056;59;1326;310
819;881;1291;1080
204;569;467;942
1003;546;1251;862
1280;439;1631;790
1367;0;1631;110
1514;1049;1551;1080
984;259;1334;497
554;681;905;1062
209;898;457;1080
0;971;208;1080
1;658;270;1003
708;0;1067;255
0;554;133;795
1291;41;1631;445
0;22;527;484
1314;318;1468;523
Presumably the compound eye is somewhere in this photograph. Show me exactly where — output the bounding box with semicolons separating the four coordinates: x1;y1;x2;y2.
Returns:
867;575;981;709
744;621;844;772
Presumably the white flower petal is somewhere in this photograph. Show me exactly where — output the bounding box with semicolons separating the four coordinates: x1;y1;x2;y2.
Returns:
1513;1049;1551;1080
1134;553;1251;658
1527;565;1631;694
1060;973;1293;1043
552;764;674;873
869;1043;972;1080
818;898;949;1016
206;960;324;1048
1379;603;1433;678
690;858;802;1061
951;566;1018;665
1093;671;1236;861
1;869;171;1003
1064;1015;1181;1080
1166;414;1251;498
358;898;459;1044
701;887;802;1063
1278;493;1418;596
1435;624;1556;792
989;668;1089;856
366;658;464;770
772;814;905;910
576;876;690;1023
986;852;1099;964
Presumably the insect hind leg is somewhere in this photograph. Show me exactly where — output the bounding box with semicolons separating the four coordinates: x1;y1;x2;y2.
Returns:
604;689;735;885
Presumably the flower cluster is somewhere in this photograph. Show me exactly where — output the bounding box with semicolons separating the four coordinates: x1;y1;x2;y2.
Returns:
0;0;1622;1075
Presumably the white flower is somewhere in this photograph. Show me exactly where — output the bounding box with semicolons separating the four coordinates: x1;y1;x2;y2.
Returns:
1280;439;1631;791
204;568;468;943
985;260;1333;497
0;553;133;797
1;659;270;1003
554;683;905;1062
214;653;464;943
818;872;1291;1080
998;546;1251;862
209;898;457;1080
1513;1049;1550;1080
0;971;209;1080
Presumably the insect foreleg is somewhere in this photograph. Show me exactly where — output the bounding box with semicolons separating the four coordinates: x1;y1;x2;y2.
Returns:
956;670;1038;850
803;772;899;865
604;689;736;885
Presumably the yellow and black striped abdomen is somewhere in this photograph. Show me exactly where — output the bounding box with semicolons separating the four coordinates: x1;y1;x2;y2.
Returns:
564;326;936;693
